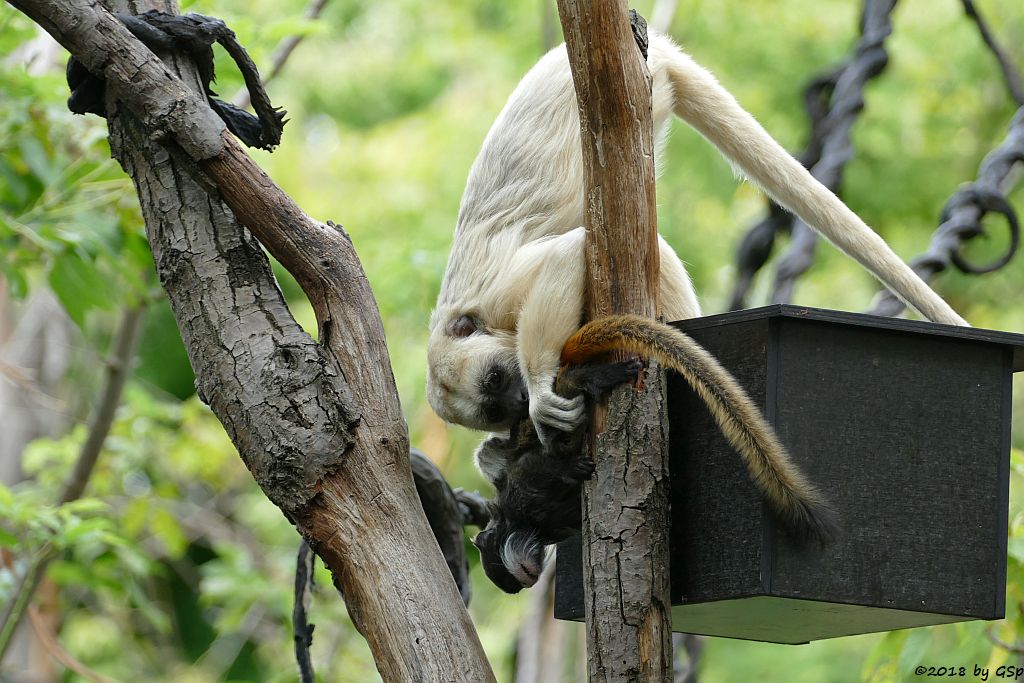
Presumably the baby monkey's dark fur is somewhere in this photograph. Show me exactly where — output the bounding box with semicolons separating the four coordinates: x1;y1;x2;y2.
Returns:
475;315;842;594
473;359;641;593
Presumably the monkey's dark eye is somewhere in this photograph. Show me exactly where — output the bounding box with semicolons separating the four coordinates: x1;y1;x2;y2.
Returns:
449;315;477;338
482;369;505;392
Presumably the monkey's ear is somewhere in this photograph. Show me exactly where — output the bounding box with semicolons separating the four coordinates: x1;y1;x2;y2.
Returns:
448;314;478;338
472;528;493;550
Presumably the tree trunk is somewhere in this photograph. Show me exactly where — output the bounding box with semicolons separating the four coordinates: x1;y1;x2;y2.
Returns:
4;0;495;679
555;3;673;682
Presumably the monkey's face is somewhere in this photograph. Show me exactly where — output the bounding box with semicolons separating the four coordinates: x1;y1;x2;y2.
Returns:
472;524;544;594
426;313;528;431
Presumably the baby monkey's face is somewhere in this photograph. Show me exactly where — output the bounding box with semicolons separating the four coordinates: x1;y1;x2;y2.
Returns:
473;523;545;594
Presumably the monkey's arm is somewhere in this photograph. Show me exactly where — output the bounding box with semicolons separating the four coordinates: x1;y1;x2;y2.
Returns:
510;227;589;435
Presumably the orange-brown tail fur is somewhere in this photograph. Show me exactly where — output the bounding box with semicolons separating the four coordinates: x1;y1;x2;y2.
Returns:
561;314;840;547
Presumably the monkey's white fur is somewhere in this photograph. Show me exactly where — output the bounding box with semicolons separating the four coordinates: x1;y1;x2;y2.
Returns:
428;34;967;434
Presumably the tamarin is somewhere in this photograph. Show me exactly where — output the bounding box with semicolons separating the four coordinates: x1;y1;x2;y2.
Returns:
473;359;641;593
475;315;840;593
426;31;966;441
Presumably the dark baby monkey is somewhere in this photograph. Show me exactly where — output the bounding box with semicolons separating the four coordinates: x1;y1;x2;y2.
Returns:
474;315;841;593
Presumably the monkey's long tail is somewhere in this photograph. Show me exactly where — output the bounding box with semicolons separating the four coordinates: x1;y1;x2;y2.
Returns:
664;48;967;328
561;314;841;547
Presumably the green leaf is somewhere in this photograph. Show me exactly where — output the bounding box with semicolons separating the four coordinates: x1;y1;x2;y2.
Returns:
19;136;57;186
47;248;116;326
61;498;109;515
47;559;95;587
121;497;151;538
0;527;19;547
59;518;114;547
897;628;932;674
150;507;188;559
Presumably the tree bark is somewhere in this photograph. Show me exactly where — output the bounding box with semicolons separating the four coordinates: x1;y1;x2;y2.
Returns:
555;3;673;682
4;0;495;679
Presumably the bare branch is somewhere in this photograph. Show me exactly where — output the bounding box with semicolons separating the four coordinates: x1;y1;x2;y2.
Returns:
27;606;123;683
60;305;144;503
987;626;1024;655
961;0;1024;106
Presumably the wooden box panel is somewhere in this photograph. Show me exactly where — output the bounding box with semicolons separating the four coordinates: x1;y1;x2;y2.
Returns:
555;305;1022;643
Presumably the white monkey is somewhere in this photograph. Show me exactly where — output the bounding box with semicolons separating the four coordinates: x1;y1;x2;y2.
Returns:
427;33;967;438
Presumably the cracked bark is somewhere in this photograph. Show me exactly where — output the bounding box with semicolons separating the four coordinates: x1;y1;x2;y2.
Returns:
556;2;673;681
5;0;495;679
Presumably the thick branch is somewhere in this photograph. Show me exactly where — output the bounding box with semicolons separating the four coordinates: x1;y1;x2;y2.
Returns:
5;0;494;679
556;3;672;682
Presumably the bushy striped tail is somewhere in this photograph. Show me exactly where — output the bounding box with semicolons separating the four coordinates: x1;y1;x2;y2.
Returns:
562;314;841;547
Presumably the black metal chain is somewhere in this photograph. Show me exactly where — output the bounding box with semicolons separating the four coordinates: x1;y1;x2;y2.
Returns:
729;0;898;309
868;107;1023;316
868;2;1024;317
730;0;1023;316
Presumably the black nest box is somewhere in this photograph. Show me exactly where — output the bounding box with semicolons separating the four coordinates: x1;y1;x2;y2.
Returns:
555;305;1024;644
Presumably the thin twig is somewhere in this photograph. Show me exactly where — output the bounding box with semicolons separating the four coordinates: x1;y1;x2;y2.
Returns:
987;626;1024;654
0;550;47;658
232;0;329;108
0;305;144;662
27;605;124;683
60;305;144;503
294;539;316;683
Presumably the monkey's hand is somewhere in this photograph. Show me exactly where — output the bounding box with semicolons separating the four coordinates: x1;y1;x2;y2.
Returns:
529;384;584;444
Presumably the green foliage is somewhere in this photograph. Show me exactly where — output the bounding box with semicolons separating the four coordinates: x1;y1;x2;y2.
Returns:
2;0;1024;681
0;66;151;322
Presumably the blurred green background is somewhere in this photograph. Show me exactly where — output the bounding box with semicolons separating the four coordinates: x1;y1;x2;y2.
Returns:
1;0;1023;681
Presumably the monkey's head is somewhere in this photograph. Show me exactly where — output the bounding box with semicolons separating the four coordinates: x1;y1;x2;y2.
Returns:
472;523;545;594
473;506;577;594
426;311;528;431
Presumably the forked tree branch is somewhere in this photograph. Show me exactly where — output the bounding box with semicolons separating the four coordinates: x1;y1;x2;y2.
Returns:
4;0;494;679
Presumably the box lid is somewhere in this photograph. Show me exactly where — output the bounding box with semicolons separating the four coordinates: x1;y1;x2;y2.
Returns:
673;305;1024;372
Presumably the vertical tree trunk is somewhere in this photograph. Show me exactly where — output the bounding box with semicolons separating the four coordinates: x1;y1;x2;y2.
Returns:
555;3;673;682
